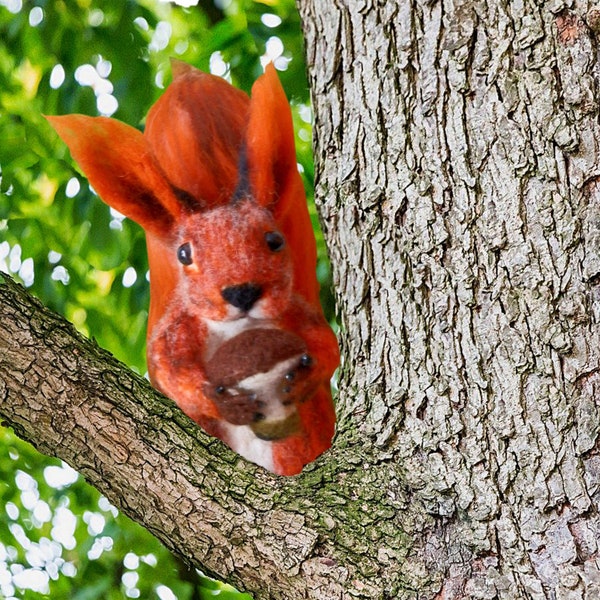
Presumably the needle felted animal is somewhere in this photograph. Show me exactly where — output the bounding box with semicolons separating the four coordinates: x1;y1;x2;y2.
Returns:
47;61;339;475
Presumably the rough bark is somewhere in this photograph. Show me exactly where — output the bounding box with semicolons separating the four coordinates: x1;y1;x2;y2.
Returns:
298;0;600;598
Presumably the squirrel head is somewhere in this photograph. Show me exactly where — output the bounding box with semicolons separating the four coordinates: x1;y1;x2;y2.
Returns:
174;198;293;321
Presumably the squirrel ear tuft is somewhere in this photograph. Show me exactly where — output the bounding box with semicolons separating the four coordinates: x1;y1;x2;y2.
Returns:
145;66;250;208
170;58;197;81
46;114;182;238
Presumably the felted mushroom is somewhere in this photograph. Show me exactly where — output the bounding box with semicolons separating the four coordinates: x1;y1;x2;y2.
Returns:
203;328;312;440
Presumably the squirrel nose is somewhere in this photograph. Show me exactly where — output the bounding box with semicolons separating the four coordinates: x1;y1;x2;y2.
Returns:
221;283;263;312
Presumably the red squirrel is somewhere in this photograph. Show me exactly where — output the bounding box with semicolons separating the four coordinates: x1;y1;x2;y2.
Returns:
46;61;339;475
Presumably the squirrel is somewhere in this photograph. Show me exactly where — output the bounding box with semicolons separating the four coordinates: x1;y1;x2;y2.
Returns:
46;61;339;476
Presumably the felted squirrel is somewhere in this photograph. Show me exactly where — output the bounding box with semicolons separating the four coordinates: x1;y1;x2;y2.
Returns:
47;61;339;475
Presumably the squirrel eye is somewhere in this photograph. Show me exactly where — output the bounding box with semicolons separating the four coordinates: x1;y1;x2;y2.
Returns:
177;242;193;265
265;231;285;252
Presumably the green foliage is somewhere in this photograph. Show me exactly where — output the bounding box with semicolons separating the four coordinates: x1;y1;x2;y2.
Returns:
0;0;324;597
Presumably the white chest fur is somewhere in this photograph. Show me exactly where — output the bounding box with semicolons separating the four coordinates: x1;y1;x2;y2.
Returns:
220;423;277;472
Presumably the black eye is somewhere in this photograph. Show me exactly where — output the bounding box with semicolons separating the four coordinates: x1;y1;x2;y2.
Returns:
177;242;193;265
265;231;285;252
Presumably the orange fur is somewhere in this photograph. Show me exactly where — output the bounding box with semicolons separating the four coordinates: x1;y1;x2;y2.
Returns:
47;62;338;475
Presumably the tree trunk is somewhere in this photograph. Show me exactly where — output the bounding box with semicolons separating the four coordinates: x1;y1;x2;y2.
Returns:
297;0;600;597
2;0;600;597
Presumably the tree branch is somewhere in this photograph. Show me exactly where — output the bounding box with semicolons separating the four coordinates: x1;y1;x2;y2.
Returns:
0;274;424;600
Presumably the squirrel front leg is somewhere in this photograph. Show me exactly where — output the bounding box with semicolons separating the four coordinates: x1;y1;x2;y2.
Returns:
147;309;220;426
276;298;340;406
203;384;267;426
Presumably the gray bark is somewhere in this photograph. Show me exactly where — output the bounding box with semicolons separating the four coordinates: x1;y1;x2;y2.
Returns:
298;0;600;597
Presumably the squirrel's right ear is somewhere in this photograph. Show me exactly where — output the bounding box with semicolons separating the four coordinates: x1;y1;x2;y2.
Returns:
46;115;182;238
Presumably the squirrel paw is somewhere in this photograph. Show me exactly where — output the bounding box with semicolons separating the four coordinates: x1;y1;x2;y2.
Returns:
279;353;319;405
204;384;266;426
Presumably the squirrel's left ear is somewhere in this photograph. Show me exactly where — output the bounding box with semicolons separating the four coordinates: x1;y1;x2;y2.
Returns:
243;64;320;306
244;64;301;212
46;115;182;239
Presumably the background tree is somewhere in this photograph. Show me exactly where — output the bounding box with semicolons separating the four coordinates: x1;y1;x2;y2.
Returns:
2;0;600;599
297;0;600;596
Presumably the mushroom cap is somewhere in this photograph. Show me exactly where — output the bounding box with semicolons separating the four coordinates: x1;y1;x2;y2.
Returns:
205;328;306;387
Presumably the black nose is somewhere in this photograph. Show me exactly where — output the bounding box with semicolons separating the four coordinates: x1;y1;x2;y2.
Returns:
221;283;262;312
